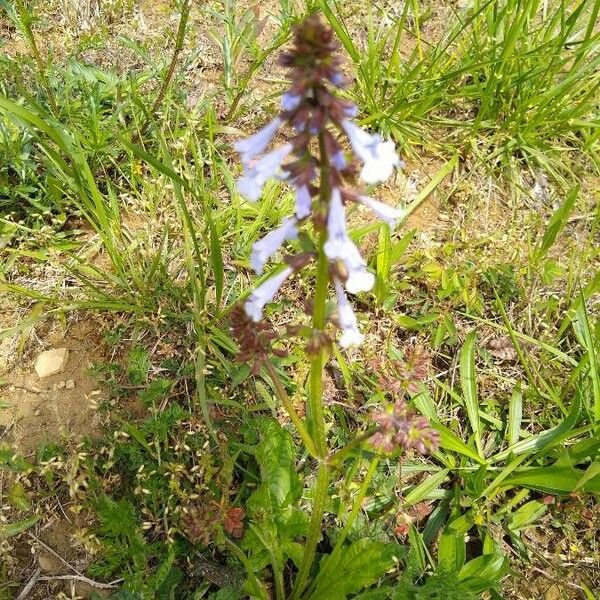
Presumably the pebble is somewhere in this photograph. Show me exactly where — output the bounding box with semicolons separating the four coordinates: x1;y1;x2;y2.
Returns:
34;348;69;379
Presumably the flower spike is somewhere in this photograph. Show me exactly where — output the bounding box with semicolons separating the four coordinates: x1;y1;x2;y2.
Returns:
234;14;406;345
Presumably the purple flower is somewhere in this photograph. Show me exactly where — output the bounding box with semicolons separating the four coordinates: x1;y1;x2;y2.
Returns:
358;195;407;228
251;217;298;274
282;92;302;111
245;266;293;322
330;150;347;170
234;117;282;165
295;185;312;219
341;120;401;184
334;279;364;347
324;189;375;294
237;143;293;202
328;71;345;87
343;104;358;118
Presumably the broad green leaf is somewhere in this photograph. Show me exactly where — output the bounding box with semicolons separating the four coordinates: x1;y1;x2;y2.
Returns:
438;525;466;573
0;515;40;540
504;464;600;494
309;539;399;600
458;552;509;593
407;524;427;573
491;393;580;463
8;482;31;510
0;447;33;472
574;461;600;491
432;423;486;465
508;500;547;530
460;332;483;457
247;419;301;512
438;507;471;573
404;469;449;506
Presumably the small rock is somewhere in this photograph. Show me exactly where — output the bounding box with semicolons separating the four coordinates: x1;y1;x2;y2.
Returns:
57;381;66;390
37;550;62;573
65;380;75;390
34;348;69;379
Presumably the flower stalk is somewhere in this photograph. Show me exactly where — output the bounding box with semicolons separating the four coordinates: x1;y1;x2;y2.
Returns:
229;13;438;597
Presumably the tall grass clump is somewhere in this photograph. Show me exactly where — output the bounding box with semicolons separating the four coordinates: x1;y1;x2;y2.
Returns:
319;0;600;178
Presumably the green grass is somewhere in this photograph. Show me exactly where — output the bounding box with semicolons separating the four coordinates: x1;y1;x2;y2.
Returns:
0;0;599;599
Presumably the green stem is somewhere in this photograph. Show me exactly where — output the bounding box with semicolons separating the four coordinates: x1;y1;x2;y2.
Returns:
289;130;333;600
137;0;191;139
265;361;319;458
305;458;380;598
307;132;332;457
290;463;330;600
328;426;380;466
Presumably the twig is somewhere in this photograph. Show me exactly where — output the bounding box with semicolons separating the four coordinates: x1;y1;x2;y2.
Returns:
16;568;41;600
0;383;42;394
37;575;121;589
27;533;122;589
28;532;84;576
531;566;585;592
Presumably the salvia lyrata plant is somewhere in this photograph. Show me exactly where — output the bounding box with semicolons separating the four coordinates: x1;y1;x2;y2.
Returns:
231;15;439;598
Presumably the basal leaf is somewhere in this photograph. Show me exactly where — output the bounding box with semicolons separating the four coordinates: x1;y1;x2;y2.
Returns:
247;419;301;512
491;393;580;463
310;539;400;600
432;423;486;465
460;332;483;457
503;464;600;494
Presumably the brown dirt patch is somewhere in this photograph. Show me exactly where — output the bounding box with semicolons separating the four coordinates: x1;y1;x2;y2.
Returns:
0;319;107;455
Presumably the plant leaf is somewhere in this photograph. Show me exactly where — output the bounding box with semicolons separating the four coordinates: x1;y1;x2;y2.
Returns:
247;419;301;512
0;515;40;540
309;539;400;600
460;332;484;457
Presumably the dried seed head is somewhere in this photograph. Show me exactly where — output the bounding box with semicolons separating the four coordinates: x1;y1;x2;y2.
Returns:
230;304;287;374
371;398;439;455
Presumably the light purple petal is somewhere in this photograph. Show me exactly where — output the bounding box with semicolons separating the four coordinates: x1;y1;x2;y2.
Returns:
334;279;364;347
282;92;302;111
236;143;293;202
244;266;293;322
234;117;282;164
358;196;407;228
250;217;298;274
341;119;401;184
295;185;312;219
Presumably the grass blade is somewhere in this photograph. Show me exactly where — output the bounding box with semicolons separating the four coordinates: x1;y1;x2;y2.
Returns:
574;291;600;422
404;469;449;506
507;388;522;447
534;186;579;262
491;393;581;463
460;331;484;457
